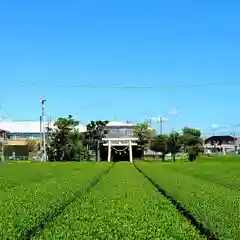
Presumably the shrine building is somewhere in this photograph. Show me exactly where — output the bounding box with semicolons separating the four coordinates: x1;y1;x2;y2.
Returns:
101;121;141;162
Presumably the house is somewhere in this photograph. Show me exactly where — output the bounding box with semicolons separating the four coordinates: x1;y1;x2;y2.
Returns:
204;135;240;155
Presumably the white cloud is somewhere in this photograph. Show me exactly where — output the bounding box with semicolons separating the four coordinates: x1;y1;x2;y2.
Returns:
168;108;179;115
211;124;220;129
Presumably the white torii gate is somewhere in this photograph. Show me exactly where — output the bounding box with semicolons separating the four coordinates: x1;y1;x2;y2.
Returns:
102;137;138;163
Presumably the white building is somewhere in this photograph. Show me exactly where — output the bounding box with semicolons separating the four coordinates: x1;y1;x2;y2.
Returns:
0;120;86;144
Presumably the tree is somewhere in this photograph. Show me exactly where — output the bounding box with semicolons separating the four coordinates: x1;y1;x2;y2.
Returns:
47;115;89;161
85;120;109;162
25;139;40;160
133;122;155;158
182;127;203;161
0;131;9;161
167;131;182;161
25;139;39;153
150;134;169;161
182;127;201;137
0;141;5;162
66;130;89;161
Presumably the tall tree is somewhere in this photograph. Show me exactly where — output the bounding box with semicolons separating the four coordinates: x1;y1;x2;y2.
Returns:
167;131;182;161
66;130;89;161
182;127;203;161
133;122;155;158
47;115;88;161
150;134;169;161
0;130;9;161
182;127;201;137
86;120;109;162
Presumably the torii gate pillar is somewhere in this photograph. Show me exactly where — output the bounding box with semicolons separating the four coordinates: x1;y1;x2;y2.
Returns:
129;140;133;163
103;137;138;163
108;140;111;162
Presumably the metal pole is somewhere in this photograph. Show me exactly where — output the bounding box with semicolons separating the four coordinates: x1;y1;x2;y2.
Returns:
43;102;46;162
40;115;42;152
160;117;163;135
47;116;49;141
40;99;46;161
46;116;51;143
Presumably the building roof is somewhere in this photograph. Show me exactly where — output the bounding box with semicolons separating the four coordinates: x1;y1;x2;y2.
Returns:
205;135;236;143
0;121;86;133
0;128;10;133
106;121;136;127
0;120;137;133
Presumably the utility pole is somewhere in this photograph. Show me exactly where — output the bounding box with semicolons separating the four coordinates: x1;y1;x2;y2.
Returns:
40;115;42;153
40;99;47;162
160;116;164;135
47;116;51;141
149;116;166;135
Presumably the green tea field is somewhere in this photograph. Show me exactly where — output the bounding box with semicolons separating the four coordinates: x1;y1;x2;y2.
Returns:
0;157;240;239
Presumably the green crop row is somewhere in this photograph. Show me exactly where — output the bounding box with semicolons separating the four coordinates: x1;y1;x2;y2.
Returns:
0;162;110;240
163;160;240;191
0;162;108;191
136;162;240;239
34;163;204;240
0;162;82;191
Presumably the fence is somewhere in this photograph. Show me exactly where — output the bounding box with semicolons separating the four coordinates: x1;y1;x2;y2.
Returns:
5;155;29;161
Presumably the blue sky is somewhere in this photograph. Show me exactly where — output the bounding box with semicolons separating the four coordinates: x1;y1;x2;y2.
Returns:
1;0;240;135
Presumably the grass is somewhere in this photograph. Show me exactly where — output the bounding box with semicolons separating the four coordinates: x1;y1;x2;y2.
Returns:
0;157;239;239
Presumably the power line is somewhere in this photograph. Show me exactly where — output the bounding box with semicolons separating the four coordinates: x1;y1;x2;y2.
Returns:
6;80;240;89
